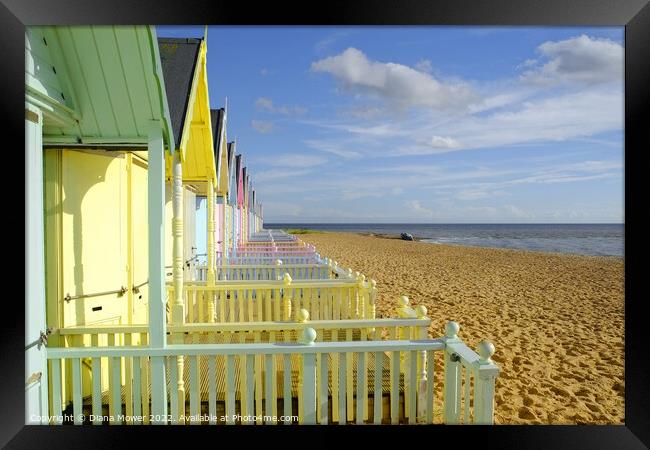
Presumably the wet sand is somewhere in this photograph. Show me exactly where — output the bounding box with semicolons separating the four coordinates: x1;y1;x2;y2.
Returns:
299;231;625;425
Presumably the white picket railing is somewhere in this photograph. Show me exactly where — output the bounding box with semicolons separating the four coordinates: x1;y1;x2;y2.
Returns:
46;322;499;425
197;257;357;282
196;263;333;282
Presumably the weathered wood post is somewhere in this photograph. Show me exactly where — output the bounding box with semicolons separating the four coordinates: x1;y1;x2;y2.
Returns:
147;121;168;423
473;341;499;424
415;305;428;422
171;149;186;423
443;321;461;424
282;273;293;321
206;179;215;322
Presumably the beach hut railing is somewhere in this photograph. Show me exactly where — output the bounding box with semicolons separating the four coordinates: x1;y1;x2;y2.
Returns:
55;317;431;349
196;263;331;281
216;255;321;265
440;321;500;424
45;322;498;425
169;274;377;323
195;259;353;282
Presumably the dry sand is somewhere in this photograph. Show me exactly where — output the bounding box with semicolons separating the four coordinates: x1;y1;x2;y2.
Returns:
299;231;625;425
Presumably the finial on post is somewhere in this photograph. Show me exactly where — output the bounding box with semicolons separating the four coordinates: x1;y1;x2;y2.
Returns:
445;321;460;339
275;259;283;266
415;305;428;319
302;327;317;345
296;308;310;323
477;340;495;364
397;296;416;318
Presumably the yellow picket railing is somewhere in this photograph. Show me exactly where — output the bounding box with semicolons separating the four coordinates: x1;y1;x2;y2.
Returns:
167;275;378;324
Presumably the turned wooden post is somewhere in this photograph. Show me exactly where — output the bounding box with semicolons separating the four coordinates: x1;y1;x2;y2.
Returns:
367;279;377;338
443;321;461;424
282;273;293;321
171;149;186;423
206;178;215;322
274;258;283;281
356;273;367;319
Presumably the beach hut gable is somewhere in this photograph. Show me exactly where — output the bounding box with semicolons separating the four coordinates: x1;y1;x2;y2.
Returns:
158;37;217;185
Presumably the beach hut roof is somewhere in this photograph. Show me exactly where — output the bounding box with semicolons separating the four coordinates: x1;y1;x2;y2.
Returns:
26;26;174;151
211;108;225;182
157;37;202;150
227;142;235;167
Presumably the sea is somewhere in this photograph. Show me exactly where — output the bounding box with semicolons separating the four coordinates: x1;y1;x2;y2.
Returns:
265;223;624;257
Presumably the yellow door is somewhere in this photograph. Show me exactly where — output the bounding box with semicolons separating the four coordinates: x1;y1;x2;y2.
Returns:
60;150;129;329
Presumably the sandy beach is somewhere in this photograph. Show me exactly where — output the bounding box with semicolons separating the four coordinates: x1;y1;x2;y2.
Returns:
298;231;625;425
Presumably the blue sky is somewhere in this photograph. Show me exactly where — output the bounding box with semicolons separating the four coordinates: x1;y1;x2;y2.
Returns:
157;26;624;228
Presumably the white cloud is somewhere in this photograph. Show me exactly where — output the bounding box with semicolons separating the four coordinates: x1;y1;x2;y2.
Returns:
430;136;461;149
521;35;623;86
262;201;302;217
516;58;538;70
304;139;363;159
315;30;352;53
384;87;623;156
456;189;507;201
503;204;534;219
341;191;382;200
264;153;327;168
254;168;312;182
342;106;385;119
311;47;477;110
255;97;307;115
260;68;269;76
251;120;274;133
255;97;274;110
415;59;433;73
406;200;435;218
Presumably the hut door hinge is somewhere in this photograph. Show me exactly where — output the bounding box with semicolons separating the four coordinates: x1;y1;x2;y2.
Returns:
25;328;53;351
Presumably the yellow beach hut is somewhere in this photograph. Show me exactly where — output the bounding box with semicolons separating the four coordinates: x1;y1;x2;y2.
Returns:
26;25;175;422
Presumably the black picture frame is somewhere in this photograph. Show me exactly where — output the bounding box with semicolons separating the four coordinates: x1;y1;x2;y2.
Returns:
3;0;648;447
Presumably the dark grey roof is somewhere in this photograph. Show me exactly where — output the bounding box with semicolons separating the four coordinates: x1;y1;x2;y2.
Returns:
227;142;235;173
210;108;225;177
158;37;202;149
235;154;242;191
